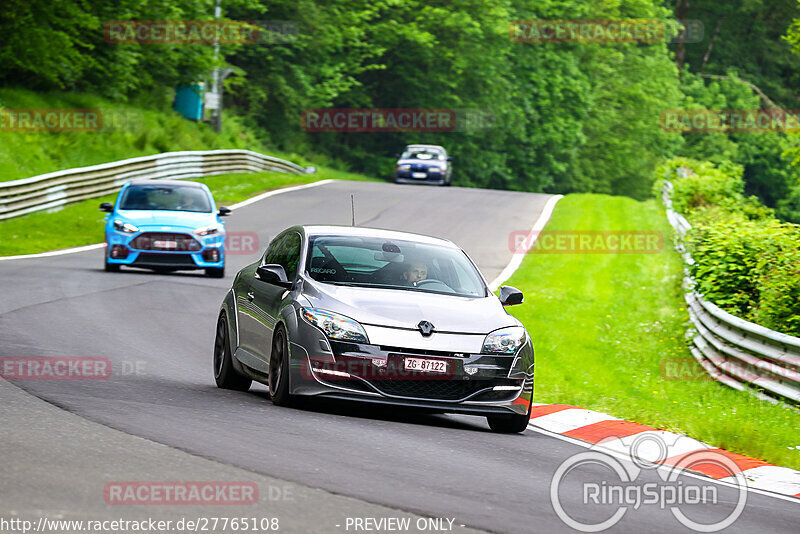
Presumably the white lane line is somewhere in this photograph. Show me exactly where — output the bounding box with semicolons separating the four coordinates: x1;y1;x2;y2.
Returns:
595;430;710;463
488;194;563;291
0;179;337;262
530;408;618;434
228;179;335;209
0;243;106;261
718;465;800;495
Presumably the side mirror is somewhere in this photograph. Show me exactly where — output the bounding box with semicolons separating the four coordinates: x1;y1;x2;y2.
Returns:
218;206;231;217
99;202;114;213
447;156;453;161
256;264;292;288
499;285;524;306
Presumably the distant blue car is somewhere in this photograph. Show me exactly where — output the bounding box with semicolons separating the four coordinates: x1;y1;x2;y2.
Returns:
100;180;231;277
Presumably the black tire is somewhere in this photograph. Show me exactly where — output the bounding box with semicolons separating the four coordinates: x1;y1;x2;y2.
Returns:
487;413;530;434
269;326;293;406
213;312;251;391
104;259;120;272
206;267;225;278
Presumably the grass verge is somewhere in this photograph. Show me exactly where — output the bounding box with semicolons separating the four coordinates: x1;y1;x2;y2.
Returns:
0;167;378;257
505;193;800;470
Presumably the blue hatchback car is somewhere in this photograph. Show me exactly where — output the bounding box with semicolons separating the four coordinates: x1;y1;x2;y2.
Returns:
100;180;231;277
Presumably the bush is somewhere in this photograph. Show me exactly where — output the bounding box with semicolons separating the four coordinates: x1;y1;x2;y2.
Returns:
754;248;800;335
687;214;770;317
662;157;800;336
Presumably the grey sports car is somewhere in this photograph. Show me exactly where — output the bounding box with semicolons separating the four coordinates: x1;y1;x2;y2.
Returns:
213;225;535;433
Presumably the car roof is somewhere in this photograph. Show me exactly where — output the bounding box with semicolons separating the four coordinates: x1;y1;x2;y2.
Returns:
404;144;445;151
295;225;459;248
127;179;206;188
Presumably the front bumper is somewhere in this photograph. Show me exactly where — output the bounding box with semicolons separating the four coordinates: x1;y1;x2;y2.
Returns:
105;229;225;270
288;319;534;416
395;170;446;185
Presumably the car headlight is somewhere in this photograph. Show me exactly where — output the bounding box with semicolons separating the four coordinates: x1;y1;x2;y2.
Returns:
396;164;410;171
113;219;139;233
193;224;223;236
301;307;369;343
428;167;443;173
482;326;527;354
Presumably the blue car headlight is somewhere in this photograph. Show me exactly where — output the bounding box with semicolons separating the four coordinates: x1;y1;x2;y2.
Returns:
301;307;369;343
113;219;139;233
482;326;527;354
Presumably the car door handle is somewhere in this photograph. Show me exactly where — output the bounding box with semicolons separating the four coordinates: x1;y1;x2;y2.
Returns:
247;291;255;301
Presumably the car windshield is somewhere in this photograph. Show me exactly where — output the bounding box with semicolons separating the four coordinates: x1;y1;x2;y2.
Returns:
119;184;212;213
401;149;444;161
306;235;487;298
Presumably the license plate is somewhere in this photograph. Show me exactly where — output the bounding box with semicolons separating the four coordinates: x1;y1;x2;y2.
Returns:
153;240;177;250
403;357;447;373
411;172;427;179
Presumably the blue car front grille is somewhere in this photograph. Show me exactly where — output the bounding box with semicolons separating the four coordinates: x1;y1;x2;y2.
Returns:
129;232;201;252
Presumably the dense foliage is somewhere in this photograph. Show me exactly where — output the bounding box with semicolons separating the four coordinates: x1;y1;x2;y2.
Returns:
2;0;800;207
662;158;800;335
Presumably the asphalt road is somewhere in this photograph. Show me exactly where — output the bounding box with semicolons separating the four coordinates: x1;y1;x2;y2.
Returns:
0;180;796;533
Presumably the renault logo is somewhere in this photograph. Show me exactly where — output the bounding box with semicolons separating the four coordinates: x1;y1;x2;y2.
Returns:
417;321;434;337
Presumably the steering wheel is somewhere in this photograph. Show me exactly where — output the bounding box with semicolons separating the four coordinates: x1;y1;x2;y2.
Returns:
413;279;453;291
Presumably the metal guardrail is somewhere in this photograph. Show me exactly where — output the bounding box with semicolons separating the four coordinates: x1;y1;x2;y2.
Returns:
663;178;800;404
0;149;313;221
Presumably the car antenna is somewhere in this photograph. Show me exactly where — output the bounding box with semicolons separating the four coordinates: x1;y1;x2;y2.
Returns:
350;194;356;226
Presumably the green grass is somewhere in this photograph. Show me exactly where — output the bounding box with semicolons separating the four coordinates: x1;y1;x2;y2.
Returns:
0;88;283;181
0;87;340;182
0;168;378;257
505;193;800;470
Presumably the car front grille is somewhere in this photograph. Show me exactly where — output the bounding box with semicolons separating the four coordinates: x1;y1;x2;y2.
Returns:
130;232;201;252
133;253;197;266
366;379;496;401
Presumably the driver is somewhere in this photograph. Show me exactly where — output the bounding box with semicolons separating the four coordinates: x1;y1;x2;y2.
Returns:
402;261;428;285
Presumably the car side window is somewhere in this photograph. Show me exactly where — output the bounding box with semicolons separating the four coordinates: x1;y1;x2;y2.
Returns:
263;235;286;265
281;233;302;279
264;232;301;280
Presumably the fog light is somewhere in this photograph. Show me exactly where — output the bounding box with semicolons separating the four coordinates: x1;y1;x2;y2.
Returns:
202;248;220;262
110;245;128;259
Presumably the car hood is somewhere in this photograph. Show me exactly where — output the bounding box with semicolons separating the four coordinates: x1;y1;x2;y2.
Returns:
397;158;447;168
301;279;518;334
116;209;217;230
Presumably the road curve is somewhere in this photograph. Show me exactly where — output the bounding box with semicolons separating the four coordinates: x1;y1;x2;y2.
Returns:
0;181;796;533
